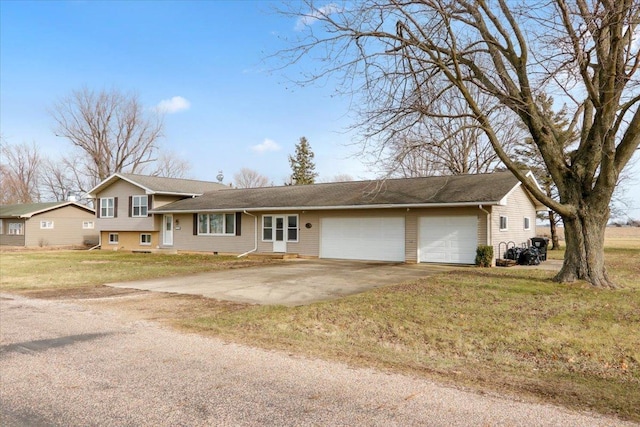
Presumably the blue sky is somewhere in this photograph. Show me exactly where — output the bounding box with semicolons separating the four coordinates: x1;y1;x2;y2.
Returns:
1;0;639;218
1;0;367;185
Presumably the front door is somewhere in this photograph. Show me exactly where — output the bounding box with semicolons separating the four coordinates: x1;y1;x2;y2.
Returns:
163;214;173;246
273;215;286;253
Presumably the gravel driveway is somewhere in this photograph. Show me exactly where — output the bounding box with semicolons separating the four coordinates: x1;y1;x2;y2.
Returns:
0;294;633;426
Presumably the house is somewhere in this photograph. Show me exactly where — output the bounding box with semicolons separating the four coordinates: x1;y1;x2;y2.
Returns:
149;171;546;264
86;173;227;250
0;201;98;247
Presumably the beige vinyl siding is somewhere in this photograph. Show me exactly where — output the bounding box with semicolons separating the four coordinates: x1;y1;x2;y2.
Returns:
95;179;155;231
25;205;98;247
0;219;25;246
152;194;187;209
404;215;418;263
149;206;494;261
170;212;256;253
491;185;538;259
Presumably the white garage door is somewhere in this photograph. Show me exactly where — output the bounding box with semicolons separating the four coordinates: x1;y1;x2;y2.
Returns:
320;217;405;262
419;216;477;264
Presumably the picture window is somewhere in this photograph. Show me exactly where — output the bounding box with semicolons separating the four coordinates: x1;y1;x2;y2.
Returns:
197;213;235;235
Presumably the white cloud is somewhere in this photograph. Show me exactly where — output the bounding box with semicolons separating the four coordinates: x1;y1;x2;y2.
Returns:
251;138;281;153
155;96;191;114
294;4;341;31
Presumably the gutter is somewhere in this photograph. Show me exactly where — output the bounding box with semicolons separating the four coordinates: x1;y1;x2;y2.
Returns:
152;201;503;215
237;211;258;258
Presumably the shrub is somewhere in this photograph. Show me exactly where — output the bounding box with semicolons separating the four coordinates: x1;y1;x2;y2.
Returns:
475;245;494;267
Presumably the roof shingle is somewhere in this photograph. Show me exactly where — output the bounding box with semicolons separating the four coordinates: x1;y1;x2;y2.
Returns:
153;171;523;212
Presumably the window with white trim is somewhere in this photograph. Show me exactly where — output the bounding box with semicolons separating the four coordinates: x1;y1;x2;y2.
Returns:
40;221;54;229
262;215;298;242
287;215;298;242
499;216;508;231
262;216;273;241
108;233;119;244
132;195;148;217
140;233;152;245
524;217;531;230
197;213;235;235
8;222;23;235
83;221;94;229
101;197;115;218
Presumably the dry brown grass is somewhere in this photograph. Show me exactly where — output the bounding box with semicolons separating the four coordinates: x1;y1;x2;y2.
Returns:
536;225;640;245
2;240;639;422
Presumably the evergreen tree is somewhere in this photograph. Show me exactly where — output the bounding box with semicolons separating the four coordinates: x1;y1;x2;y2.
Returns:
515;95;577;250
289;137;317;185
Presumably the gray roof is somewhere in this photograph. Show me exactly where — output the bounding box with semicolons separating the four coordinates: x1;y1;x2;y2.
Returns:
153;171;529;213
0;202;93;218
87;173;227;198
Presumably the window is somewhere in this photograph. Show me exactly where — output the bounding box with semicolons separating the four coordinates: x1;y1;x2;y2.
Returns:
83;221;94;229
197;213;235;235
499;216;508;231
132;195;148;217
140;233;152;245
108;233;119;244
40;221;54;229
287;215;298;241
8;222;23;235
0;219;3;234
101;197;115;218
524;217;531;230
262;215;298;242
262;216;273;241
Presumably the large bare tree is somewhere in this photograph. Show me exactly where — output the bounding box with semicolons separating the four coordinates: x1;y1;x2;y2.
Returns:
233;168;271;188
51;87;164;191
380;88;522;177
280;0;640;288
0;141;41;204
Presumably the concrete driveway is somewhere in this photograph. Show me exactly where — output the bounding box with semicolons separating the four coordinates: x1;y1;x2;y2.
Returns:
106;259;458;306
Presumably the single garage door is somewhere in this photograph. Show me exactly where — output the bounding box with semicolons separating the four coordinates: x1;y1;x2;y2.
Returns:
419;216;477;264
320;217;405;262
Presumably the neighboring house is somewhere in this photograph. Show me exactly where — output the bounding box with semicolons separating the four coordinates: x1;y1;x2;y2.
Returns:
86;173;227;250
151;171;546;265
0;202;98;247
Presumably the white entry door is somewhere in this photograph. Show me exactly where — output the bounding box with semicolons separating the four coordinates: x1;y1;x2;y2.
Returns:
272;215;286;253
163;214;173;246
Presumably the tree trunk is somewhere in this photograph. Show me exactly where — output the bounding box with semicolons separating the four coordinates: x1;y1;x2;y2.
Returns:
548;211;560;250
555;210;614;288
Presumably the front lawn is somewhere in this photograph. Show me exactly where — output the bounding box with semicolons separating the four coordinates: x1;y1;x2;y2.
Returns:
1;245;638;421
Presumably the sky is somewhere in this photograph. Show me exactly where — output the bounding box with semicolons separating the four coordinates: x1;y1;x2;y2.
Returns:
0;0;368;185
1;0;639;219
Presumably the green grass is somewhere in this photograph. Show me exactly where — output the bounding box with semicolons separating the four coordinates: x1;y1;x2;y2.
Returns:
1;246;638;421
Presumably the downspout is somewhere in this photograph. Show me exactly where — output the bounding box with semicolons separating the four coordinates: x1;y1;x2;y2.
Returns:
237;210;258;258
479;204;493;264
478;204;491;245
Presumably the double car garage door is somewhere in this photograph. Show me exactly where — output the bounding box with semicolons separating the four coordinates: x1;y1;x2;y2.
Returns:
320;216;477;264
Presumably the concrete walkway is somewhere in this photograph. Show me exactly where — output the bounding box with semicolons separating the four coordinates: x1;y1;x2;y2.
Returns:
106;259;457;306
